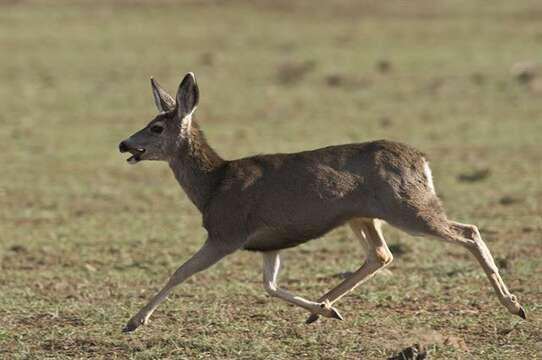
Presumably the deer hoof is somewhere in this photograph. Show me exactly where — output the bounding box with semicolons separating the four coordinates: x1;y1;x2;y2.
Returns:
122;317;145;333
305;313;319;324
305;308;342;323
318;301;343;320
517;306;526;320
306;301;343;324
329;307;344;321
122;323;137;333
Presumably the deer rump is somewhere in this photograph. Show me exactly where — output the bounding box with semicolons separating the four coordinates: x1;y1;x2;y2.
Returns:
203;140;438;252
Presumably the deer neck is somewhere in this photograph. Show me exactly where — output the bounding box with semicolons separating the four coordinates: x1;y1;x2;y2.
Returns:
169;123;225;212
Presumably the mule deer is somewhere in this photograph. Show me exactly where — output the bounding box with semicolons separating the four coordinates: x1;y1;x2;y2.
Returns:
118;72;525;332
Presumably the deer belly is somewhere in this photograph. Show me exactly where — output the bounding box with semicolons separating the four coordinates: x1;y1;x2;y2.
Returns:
242;221;344;252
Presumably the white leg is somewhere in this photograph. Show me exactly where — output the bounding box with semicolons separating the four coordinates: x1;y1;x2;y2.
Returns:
123;240;231;332
262;251;343;320
306;218;393;324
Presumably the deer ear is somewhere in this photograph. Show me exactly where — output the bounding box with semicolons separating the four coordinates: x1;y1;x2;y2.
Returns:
150;77;175;113
176;72;199;122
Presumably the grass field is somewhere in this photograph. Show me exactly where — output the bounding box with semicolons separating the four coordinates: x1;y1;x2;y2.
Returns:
1;0;541;358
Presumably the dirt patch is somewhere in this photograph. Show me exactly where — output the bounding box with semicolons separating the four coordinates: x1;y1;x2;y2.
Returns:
387;329;469;359
2;246;79;270
376;59;393;74
323;73;372;89
388;344;427;360
17;312;85;328
499;196;523;206
276;60;316;85
457;168;491;182
511;61;539;84
39;337;133;357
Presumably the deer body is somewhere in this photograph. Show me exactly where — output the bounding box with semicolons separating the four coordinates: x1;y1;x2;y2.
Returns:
119;73;525;332
204;141;431;252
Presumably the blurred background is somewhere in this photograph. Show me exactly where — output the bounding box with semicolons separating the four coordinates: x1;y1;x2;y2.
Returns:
1;1;541;358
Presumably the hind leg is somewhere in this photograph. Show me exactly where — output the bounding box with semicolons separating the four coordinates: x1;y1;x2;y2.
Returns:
443;221;525;318
305;218;393;324
400;214;526;319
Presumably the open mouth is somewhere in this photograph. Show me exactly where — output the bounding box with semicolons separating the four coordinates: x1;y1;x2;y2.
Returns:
122;148;146;165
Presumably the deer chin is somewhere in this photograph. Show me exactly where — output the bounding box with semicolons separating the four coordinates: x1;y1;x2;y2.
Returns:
126;149;146;165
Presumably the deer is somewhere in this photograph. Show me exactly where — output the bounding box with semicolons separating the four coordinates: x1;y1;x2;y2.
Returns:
118;72;526;332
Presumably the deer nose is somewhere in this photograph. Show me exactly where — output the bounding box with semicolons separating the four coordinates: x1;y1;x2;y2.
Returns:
119;141;129;153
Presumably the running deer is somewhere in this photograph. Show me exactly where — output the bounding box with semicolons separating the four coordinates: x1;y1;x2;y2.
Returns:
118;72;526;332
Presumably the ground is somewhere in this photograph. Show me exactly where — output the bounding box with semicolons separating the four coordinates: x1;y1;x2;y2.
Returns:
1;1;541;359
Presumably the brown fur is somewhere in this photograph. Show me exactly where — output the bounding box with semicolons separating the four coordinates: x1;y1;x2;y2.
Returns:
195;139;441;252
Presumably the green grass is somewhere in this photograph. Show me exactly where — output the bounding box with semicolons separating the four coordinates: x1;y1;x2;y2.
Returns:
1;1;541;358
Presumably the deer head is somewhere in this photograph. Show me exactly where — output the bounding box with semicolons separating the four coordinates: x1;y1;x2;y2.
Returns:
119;72;200;164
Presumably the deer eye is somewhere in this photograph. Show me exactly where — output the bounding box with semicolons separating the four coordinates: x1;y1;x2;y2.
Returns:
150;125;163;134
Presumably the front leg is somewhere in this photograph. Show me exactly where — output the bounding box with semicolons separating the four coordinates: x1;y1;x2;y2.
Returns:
262;251;344;321
123;240;234;332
